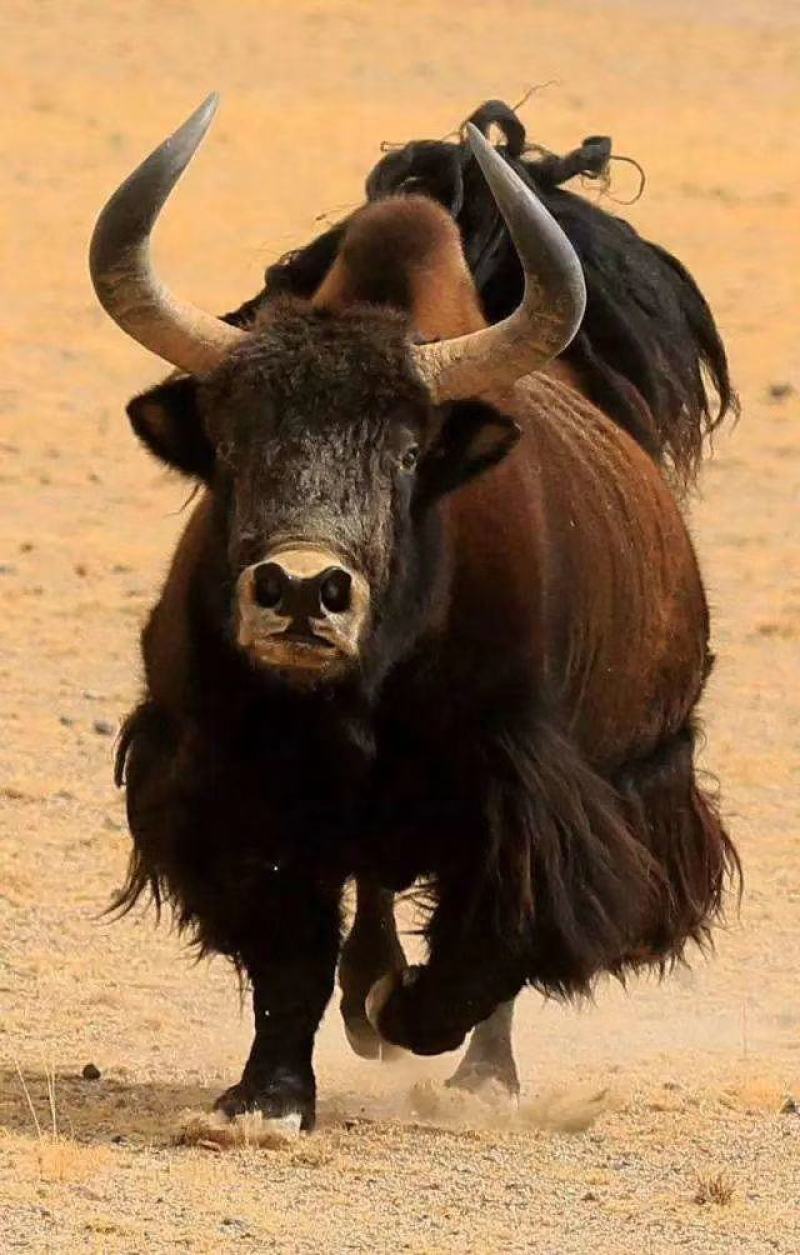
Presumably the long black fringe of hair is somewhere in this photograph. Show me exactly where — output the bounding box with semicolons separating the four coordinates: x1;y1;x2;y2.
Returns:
226;100;737;490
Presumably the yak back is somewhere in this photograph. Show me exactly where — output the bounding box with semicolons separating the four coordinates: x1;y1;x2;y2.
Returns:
237;102;736;491
311;194;485;339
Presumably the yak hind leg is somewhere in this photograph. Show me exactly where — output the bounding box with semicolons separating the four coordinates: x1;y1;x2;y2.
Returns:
446;999;520;1098
339;879;407;1060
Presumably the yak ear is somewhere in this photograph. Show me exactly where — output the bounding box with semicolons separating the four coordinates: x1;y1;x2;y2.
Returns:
418;399;521;500
126;375;215;481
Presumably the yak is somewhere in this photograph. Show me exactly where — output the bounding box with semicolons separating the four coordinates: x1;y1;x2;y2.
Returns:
90;94;739;1131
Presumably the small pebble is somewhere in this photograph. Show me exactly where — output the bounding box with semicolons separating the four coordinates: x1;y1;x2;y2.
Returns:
93;718;115;737
767;382;795;401
780;1096;798;1115
82;1063;101;1081
59;714;75;727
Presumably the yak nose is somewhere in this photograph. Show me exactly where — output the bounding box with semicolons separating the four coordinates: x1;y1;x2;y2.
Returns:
237;546;370;666
252;561;353;619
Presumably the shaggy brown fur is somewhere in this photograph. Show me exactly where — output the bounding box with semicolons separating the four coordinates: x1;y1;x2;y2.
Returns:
114;193;738;1127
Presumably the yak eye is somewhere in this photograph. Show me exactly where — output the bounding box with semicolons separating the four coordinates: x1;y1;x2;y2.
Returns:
216;440;235;467
400;445;420;471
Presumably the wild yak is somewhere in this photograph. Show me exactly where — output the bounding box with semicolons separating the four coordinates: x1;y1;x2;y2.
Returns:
90;94;739;1130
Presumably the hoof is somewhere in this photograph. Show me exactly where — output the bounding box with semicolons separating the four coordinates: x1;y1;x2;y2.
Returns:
344;1014;381;1059
445;1059;520;1099
214;1078;315;1132
366;968;468;1056
364;972;400;1033
343;1013;405;1062
338;907;408;1059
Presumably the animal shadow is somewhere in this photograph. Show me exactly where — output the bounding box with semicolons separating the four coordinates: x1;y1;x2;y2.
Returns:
0;1066;219;1147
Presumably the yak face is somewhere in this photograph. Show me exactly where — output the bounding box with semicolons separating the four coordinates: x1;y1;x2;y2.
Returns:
128;300;519;690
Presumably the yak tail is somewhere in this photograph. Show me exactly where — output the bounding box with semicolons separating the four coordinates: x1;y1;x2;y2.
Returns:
481;717;740;998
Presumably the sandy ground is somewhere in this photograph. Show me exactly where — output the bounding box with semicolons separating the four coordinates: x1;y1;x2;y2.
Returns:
1;1;799;1251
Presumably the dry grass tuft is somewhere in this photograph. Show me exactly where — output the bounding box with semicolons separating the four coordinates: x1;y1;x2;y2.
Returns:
693;1171;735;1206
720;1075;789;1114
11;1061;113;1184
175;1107;302;1150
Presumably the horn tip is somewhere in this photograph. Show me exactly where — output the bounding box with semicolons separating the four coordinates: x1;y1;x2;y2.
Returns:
198;91;221;118
183;91;221;139
465;121;488;153
466;121;507;179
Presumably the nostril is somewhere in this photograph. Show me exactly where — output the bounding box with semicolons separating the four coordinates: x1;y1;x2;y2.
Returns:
252;562;285;610
318;568;352;615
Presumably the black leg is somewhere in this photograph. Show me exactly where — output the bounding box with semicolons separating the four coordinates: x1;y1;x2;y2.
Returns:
338;878;407;1059
214;876;342;1132
446;999;520;1096
367;880;526;1057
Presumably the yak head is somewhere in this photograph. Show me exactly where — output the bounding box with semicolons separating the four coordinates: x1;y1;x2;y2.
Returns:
126;300;520;688
90;95;585;691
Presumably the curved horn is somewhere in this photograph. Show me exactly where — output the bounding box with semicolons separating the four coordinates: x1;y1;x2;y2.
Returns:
412;122;587;402
89;94;246;374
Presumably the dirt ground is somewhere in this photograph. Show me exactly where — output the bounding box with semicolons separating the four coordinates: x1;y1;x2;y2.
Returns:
1;1;799;1251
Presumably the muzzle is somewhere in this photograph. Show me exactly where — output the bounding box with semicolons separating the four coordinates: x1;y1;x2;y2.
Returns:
236;545;370;682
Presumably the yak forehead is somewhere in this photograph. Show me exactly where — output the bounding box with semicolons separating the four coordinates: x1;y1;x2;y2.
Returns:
201;303;431;580
201;301;430;441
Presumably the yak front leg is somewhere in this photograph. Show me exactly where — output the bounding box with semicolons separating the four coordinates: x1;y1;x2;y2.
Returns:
366;881;526;1058
446;999;520;1097
215;876;342;1133
338;878;407;1059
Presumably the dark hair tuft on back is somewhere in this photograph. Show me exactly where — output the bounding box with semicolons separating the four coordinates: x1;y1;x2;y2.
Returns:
226;100;737;490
